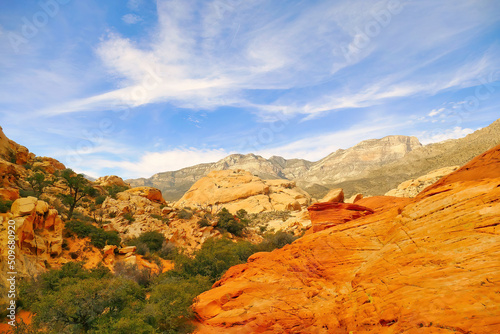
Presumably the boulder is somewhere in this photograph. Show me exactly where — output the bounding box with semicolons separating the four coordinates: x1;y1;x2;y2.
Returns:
11;197;37;217
320;188;344;203
345;193;363;203
125;187;165;204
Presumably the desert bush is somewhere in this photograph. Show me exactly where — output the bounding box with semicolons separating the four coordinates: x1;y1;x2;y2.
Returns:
105;185;129;199
177;209;193;220
256;231;298;252
216;208;246;236
123;212;135;223
0;198;13;213
197;217;211;228
128;231;166;253
65;219;121;249
95;195;107;205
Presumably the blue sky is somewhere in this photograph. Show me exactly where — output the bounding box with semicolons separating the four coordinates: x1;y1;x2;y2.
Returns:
0;0;499;179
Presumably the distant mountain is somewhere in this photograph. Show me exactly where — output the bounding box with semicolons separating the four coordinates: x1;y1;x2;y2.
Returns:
128;118;500;201
330;118;500;197
127;135;421;201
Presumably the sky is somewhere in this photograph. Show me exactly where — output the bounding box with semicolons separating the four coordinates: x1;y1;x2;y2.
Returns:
0;0;499;179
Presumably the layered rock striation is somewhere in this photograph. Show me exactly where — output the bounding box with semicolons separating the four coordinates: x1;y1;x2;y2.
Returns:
193;144;500;333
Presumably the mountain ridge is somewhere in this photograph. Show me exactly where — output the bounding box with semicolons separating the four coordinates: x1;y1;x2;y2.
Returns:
128;119;500;201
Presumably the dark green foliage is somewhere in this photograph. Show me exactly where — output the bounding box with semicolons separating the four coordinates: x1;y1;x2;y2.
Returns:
123;212;135;223
171;237;254;282
19;189;36;198
17;230;298;334
105;185;129;199
256;231;298;252
128;231;166;253
95;195;107;205
20;263;146;334
114;262;154;288
197;217;211;228
0;198;13;213
177;209;193;220
7;148;17;163
216;208;246;236
148;276;212;333
57;168;98;219
26;172;53;197
65;219;121;249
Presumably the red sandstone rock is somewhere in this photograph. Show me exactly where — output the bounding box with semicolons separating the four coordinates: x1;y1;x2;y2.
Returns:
193;144;500;333
306;202;374;233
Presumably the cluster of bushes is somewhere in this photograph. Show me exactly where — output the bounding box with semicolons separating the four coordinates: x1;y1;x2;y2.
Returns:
0;198;13;213
65;219;121;249
17;228;298;333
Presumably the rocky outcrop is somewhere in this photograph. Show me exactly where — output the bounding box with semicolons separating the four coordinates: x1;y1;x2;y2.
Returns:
385;166;459;197
124;186;165;204
175;170;311;214
193;144;500;333
95;175;130;188
306;202;373;233
319;188;344;203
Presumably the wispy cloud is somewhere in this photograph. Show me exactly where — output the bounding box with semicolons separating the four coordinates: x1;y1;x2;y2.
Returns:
122;14;143;25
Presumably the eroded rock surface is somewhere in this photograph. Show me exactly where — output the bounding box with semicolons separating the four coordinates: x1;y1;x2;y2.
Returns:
193;144;500;333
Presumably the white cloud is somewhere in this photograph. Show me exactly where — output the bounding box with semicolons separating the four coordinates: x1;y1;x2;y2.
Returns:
75;148;231;179
419;126;475;145
122;14;143;25
428;108;445;117
255;121;406;161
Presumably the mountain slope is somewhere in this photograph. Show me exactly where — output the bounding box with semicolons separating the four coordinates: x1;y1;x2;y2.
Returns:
327;118;500;197
128;135;421;201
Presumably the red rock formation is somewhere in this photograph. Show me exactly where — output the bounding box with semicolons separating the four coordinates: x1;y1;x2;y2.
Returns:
193;144;500;333
307;202;374;233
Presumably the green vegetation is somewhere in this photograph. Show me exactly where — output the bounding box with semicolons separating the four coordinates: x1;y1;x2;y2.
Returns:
26;172;53;198
216;208;247;236
127;231;165;253
104;185;129;199
65;219;121;249
177;209;193;220
0;198;13;213
95;195;107;205
57;168;98;219
18;231;298;333
123;212;135;223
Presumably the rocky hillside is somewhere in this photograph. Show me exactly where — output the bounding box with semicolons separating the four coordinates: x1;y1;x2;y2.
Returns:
128;135;421;201
175;169;311;214
193;143;500;333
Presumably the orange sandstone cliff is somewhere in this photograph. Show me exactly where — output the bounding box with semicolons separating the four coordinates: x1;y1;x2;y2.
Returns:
193;144;500;333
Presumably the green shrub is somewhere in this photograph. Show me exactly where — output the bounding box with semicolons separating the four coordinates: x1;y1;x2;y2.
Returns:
19;189;36;198
216;208;246;236
148;276;211;333
123;212;135;223
20;263;146;334
197;217;211;228
0;199;13;213
177;209;193;220
105;185;129;199
256;231;298;252
65;220;121;249
95;195;107;205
